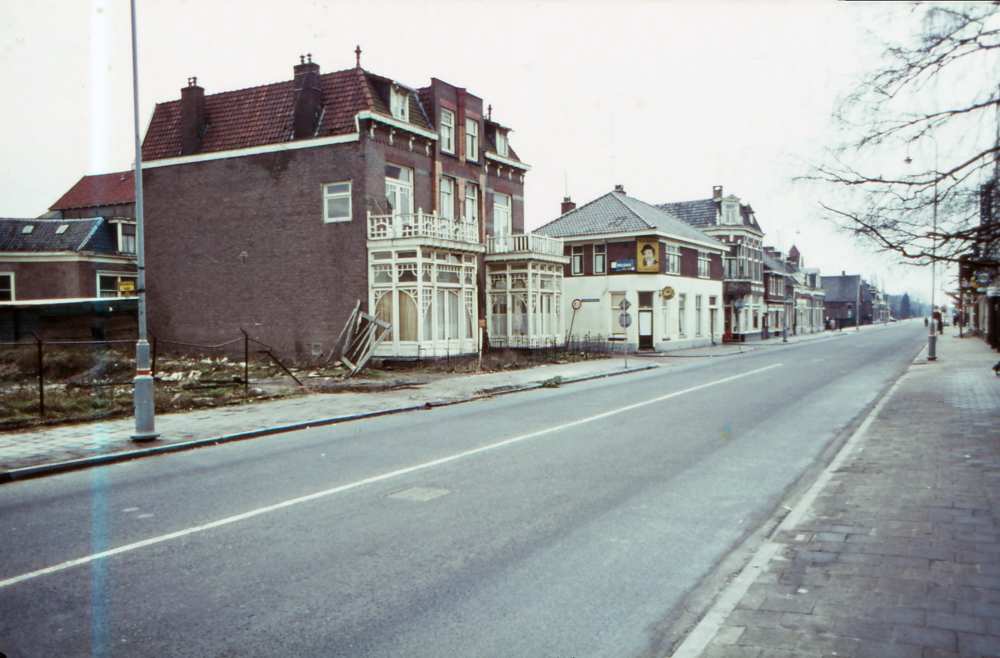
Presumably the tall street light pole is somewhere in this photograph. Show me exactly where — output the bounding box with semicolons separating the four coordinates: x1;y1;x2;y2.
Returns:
130;0;158;441
928;137;939;361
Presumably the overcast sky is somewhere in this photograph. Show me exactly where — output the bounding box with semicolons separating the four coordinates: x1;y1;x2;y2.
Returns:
0;1;948;304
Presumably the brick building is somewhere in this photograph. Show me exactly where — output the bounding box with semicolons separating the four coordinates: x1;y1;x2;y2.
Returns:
656;186;766;342
140;53;562;358
534;187;726;351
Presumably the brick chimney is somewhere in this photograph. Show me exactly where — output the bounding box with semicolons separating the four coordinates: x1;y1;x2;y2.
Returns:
713;185;723;200
614;184;626;195
561;196;576;215
180;77;206;155
292;55;322;140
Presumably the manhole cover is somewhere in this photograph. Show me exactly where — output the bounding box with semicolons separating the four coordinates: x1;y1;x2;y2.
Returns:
385;486;452;502
771;530;816;544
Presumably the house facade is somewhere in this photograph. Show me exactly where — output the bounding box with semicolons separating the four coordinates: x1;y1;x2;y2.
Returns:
822;273;863;329
534;187;727;352
762;248;791;338
657;186;766;342
140;54;563;358
0;217;137;302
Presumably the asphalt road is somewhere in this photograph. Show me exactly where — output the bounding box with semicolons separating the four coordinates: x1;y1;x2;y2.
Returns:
0;323;925;658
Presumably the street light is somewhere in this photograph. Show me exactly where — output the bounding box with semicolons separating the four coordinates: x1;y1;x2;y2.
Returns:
130;0;158;440
906;135;938;361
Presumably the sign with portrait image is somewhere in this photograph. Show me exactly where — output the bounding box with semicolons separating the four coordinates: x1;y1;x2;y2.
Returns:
637;241;658;273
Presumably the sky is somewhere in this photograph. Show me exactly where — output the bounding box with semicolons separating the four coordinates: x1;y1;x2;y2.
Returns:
0;0;954;305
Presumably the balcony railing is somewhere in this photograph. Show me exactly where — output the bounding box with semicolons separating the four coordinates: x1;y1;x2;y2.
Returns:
485;233;563;257
367;210;478;244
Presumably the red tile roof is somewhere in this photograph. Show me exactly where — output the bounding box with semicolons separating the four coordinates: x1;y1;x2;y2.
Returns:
50;171;135;211
141;67;426;161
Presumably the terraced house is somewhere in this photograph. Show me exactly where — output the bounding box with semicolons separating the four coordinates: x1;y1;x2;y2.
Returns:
140;51;564;358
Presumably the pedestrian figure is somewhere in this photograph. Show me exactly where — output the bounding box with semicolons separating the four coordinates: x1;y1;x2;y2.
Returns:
924;317;929;327
993;361;1000;377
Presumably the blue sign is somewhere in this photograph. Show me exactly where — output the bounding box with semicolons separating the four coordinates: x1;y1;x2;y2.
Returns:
611;259;636;272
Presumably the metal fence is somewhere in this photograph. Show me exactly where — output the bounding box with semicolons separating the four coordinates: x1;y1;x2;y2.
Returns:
0;330;301;423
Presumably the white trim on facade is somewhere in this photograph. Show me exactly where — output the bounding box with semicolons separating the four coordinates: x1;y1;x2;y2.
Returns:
0;253;136;264
484;151;531;172
143;132;362;169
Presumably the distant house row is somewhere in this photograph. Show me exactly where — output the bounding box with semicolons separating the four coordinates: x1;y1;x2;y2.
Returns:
0;55;895;350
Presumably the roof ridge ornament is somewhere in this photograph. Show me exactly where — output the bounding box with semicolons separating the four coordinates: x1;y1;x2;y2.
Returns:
355;45;362;69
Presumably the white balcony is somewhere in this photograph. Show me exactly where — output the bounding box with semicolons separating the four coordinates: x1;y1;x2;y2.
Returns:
367;210;479;246
485;233;567;264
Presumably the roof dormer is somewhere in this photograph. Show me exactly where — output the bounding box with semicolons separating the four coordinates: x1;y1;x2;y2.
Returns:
390;85;409;123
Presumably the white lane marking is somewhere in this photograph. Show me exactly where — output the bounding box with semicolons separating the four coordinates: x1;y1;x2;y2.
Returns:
670;369;909;658
1;363;781;589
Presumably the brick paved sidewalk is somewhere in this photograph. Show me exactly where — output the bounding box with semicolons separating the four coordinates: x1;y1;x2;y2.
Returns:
693;333;1000;658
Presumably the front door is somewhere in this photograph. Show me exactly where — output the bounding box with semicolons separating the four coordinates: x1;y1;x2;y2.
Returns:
638;309;653;350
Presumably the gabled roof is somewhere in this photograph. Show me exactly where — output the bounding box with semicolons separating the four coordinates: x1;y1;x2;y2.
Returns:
142;66;433;161
0;218;119;254
534;191;725;250
820;275;862;303
50;171;135;211
763;251;793;275
656;195;763;233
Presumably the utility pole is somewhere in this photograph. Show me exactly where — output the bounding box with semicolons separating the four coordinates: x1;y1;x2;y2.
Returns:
130;0;158;441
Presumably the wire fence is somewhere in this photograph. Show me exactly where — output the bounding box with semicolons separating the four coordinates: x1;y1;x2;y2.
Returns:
0;329;302;423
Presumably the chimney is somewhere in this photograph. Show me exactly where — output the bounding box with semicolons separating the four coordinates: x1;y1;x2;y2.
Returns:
180;77;206;155
842;270;845;276
713;185;723;200
614;184;626;195
292;54;322;140
561;196;576;215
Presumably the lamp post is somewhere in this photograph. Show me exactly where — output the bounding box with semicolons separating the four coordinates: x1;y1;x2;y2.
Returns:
130;0;158;440
906;135;938;361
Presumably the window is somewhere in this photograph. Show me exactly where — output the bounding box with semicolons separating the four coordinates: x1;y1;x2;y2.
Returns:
440;177;455;219
390;87;409;122
696;295;703;335
572;245;584;275
98;273;137;299
440;110;455;154
385;165;412;217
464;183;479;222
664;244;680;275
678;294;686;335
593;244;606;274
698;251;711;278
496;130;508;157
493;192;511;237
118;223;136;254
56;224;69;235
322;182;352;222
22;225;33;234
466;117;479;161
723;202;739;225
0;273;12;301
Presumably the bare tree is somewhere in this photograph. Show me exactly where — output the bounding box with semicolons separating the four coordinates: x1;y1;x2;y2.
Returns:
807;2;1000;267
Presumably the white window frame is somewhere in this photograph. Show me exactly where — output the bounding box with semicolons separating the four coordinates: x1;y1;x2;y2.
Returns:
664;244;680;275
493;192;511;237
97;272;138;299
390;86;409;122
466;117;479;162
385;165;413;218
111;220;137;254
440;109;455;154
440;177;455;220
593;244;606;275
696;295;703;335
0;272;13;302
698;251;711;278
496;130;508;157
724;202;739;225
572;245;584;276
464;183;479;222
678;294;686;335
323;181;352;223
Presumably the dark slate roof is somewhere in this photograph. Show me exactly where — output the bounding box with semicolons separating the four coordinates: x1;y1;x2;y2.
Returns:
763;251;792;275
656;198;717;228
0;218;116;253
142;65;510;162
534;191;725;249
820;275;862;303
50;171;134;211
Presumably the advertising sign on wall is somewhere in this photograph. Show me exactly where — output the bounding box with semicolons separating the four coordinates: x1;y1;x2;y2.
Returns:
637;241;658;273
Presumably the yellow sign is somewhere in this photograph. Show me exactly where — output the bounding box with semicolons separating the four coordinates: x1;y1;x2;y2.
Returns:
662;286;675;300
119;281;135;292
637;241;659;273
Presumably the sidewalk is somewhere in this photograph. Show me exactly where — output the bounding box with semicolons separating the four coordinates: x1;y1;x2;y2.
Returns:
684;330;1000;658
0;326;845;481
